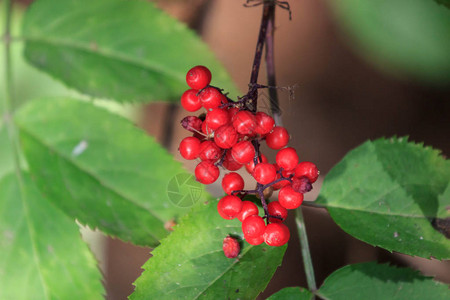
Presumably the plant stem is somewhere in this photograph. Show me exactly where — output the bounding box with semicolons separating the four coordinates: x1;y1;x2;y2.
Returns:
295;208;317;292
2;0;23;182
263;1;317;293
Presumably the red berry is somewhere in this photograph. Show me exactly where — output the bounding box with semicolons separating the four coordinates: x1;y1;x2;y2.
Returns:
179;136;201;160
267;201;288;223
195;161;220;184
228;107;239;120
181;116;202;133
186;65;211;90
222;172;245;195
236;201;259;222
276;147;299;171
242;215;266;238
201;120;213;136
278;185;304;209
253;163;277;185
199;140;222;161
223;151;243;171
245;234;264;246
231;140;255;164
232;111;257;135
266;126;290;150
180;89;202;112
217;208;234;220
272;174;291;190
245;153;268;174
205;108;230;130
217;195;243;218
264;223;290;246
214;124;238;149
223;236;240;258
255;112;275;135
199;87;222;110
294;161;319;183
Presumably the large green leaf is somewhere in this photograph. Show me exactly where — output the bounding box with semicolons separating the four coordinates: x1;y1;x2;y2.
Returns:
0;172;104;299
316;137;450;259
435;0;450;9
14;97;207;247
130;199;287;299
22;0;239;103
329;0;450;84
317;262;450;300
267;287;313;300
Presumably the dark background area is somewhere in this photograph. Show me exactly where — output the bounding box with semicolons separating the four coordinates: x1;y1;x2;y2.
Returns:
15;0;450;299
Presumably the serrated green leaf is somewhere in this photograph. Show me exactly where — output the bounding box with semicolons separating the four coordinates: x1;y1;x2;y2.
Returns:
130;199;286;299
267;287;313;300
317;262;450;300
0;172;104;299
22;0;240;103
317;137;450;259
14;97;207;247
329;0;450;84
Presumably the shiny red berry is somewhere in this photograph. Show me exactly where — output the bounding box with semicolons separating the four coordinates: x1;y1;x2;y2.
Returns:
179;137;201;160
267;201;288;223
180;89;202;112
266;126;290;150
278;185;304;209
254;112;275;135
218;195;243;219
199;140;222;161
242;215;266;238
232;110;257;135
223;236;240;258
205;108;230;130
294;161;319;183
231;140;255;164
195;161;219;184
245;153;268;174
236;201;259;222
199;87;222;110
186;65;211;90
276;147;299;171
222;151;243;171
222;172;245;195
245;234;264;246
214;124;238;149
253;163;277;185
264;223;290;246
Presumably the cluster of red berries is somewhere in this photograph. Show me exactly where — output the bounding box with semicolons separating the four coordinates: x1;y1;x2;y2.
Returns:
178;66;318;252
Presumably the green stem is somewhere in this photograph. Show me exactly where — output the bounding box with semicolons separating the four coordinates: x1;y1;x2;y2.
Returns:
263;2;317;293
2;0;23;182
295;207;317;292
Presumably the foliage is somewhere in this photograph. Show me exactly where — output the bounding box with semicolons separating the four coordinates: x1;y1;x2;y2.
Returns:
0;0;448;299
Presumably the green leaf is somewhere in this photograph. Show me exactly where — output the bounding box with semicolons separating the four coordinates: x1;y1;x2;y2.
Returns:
329;0;450;84
267;287;313;300
130;199;287;299
317;262;450;300
22;0;240;103
14;97;207;247
435;0;450;9
316;137;450;259
0;172;104;299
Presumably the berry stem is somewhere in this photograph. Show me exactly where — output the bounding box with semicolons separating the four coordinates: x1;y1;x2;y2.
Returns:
263;1;317;293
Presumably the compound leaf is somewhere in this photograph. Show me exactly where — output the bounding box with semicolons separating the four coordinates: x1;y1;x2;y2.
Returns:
267;287;313;300
130;199;287;299
318;262;450;300
0;172;104;299
22;0;239;103
14;97;207;247
316;137;450;259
